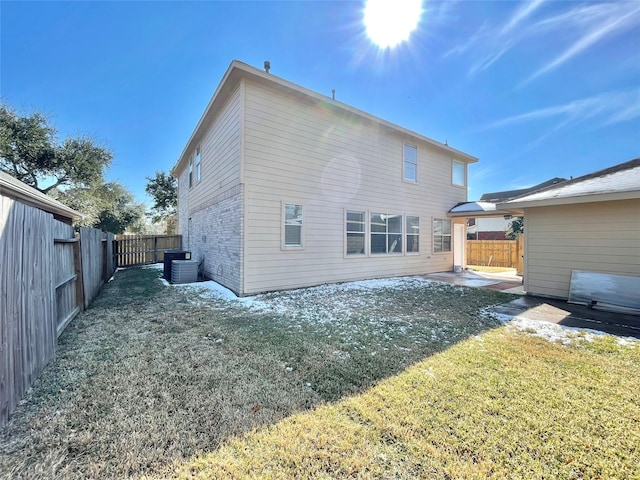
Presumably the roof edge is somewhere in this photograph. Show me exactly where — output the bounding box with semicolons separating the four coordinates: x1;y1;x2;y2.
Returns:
501;190;640;209
171;60;478;176
0;172;83;220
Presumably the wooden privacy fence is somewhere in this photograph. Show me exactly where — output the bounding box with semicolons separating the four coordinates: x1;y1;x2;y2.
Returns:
467;238;523;269
114;234;182;267
0;197;116;426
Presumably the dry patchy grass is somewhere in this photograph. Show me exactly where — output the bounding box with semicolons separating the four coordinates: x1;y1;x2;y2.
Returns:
167;332;640;480
1;267;637;479
0;268;510;479
467;265;517;274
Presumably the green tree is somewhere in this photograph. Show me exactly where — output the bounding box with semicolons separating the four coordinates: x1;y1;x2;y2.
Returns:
506;217;524;240
0;104;111;193
57;182;145;234
145;171;177;220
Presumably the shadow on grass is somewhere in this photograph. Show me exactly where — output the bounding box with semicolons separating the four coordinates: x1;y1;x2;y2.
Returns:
0;267;515;479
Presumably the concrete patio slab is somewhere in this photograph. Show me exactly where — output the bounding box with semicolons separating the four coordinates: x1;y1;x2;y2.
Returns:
491;296;640;339
424;270;524;294
424;270;639;339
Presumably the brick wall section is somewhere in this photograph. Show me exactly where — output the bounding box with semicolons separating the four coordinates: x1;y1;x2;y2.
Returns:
187;186;243;294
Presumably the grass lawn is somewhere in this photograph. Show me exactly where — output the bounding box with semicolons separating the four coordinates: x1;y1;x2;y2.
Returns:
0;267;638;479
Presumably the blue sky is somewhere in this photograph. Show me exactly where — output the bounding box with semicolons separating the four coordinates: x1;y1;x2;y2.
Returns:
2;1;639;205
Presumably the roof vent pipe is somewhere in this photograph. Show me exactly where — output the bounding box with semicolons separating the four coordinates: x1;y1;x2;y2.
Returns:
264;60;271;73
332;89;335;100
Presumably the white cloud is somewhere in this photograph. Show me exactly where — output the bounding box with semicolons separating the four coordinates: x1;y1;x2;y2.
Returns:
444;1;640;83
521;2;640;85
477;89;639;152
499;0;545;35
482;89;639;131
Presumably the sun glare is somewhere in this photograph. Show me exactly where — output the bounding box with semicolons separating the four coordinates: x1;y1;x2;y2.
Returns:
364;0;423;49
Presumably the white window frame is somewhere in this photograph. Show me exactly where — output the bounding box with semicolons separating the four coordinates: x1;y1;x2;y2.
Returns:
403;143;418;183
282;202;304;249
452;160;465;187
188;158;193;189
406;215;420;255
433;218;452;253
370;212;403;255
345;209;366;257
195;146;202;183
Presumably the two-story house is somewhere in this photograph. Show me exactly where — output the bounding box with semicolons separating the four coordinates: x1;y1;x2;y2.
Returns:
172;60;477;296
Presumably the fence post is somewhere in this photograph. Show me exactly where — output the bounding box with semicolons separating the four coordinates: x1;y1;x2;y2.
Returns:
73;234;85;313
153;236;158;264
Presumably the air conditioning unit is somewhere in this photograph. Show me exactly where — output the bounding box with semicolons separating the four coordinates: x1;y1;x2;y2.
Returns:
171;259;198;284
163;250;191;280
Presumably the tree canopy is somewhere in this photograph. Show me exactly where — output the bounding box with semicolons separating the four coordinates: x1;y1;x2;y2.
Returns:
0;104;112;193
145;171;177;222
56;182;146;234
506;217;524;240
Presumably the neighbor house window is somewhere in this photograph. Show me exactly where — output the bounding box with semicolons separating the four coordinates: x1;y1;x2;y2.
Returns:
452;160;465;186
403;143;417;182
188;159;193;188
433;219;452;253
346;210;366;255
406;216;419;253
195;147;202;182
371;213;402;254
284;204;303;247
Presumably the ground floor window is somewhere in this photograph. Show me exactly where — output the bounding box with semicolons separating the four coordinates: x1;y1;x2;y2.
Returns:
406;216;419;253
371;213;403;254
284;204;303;247
433;218;451;253
346;210;366;255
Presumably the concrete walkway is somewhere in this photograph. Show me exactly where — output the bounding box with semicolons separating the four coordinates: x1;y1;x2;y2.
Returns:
491;296;640;339
424;270;525;294
424;270;640;339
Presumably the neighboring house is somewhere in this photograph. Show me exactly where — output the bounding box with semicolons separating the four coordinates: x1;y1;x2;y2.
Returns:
172;60;477;296
500;159;640;300
0;171;81;224
466;178;566;240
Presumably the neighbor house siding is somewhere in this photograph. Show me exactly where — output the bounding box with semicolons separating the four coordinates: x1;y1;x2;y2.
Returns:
241;79;468;294
524;199;640;299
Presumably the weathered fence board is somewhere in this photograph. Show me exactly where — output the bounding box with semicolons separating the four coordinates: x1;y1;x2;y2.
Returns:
53;222;77;335
103;233;115;281
1;196;118;427
0;197;57;426
114;234;182;267
466;239;520;268
80;227;105;309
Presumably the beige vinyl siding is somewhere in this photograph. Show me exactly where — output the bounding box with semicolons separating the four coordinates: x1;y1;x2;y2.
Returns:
524;199;640;299
186;85;241;213
242;79;467;294
175;84;243;292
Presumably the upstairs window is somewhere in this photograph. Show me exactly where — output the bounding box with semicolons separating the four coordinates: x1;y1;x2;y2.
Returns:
452;160;465;186
406;216;420;253
195;147;202;183
433;219;452;253
346;210;366;255
188;159;193;188
403;143;417;182
284;204;303;247
371;213;402;254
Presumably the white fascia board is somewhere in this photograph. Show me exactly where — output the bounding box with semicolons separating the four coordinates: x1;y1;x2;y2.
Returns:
502;190;640;209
